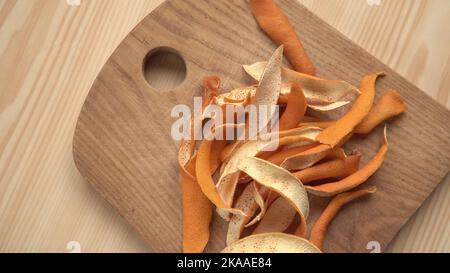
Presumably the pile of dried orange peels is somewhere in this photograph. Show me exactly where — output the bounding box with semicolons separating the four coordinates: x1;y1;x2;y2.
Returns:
179;0;406;253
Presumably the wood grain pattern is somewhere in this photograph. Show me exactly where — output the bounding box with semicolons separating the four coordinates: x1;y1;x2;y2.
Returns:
71;0;450;252
1;0;449;252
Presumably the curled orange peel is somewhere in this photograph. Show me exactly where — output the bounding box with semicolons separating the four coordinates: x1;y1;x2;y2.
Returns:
317;72;385;147
306;126;388;196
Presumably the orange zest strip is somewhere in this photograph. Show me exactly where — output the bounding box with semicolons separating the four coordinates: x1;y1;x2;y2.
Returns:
355;89;406;134
210;140;227;173
245;183;269;227
196;139;230;208
250;0;316;75
226;183;269;245
182;139;227;253
309;187;377;250
294;153;361;184
306;126;388;196
278;82;307;131
317;72;384;147
182;159;212;253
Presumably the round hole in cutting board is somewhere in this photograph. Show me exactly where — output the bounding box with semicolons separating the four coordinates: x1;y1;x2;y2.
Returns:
143;48;186;92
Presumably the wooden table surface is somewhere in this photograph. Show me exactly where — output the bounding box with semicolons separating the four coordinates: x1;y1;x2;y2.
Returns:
0;0;449;252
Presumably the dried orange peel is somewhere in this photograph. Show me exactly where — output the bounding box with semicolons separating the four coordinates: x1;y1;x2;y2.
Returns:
254;45;283;108
181;138;227;253
196;139;230;208
294;152;361;184
222;233;321;253
355;89;406;134
310;187;377;250
216;83;352;114
178;76;220;179
250;0;316;75
181;163;212;253
316;72;384;147
180;76;223;253
179;5;406;252
306;126;388;197
245;183;268;227
226;182;269;245
278;82;307;131
243;61;359;106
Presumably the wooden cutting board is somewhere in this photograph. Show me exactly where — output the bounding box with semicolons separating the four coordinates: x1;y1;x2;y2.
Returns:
72;0;450;252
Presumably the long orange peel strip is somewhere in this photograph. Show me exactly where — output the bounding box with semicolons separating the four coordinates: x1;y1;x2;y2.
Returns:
216;46;283;165
278;82;307;131
306;126;388;197
243;61;359;106
237;157;310;237
222;232;321;253
196;138;231;207
309;187;377;250
245;183;268;227
226;182;269;245
250;0;316;75
195;124;247;213
316;72;385;147
254;45;283;107
181;158;212;253
251;45;283;140
294;152;361;184
355;89;406;134
181;76;221;253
